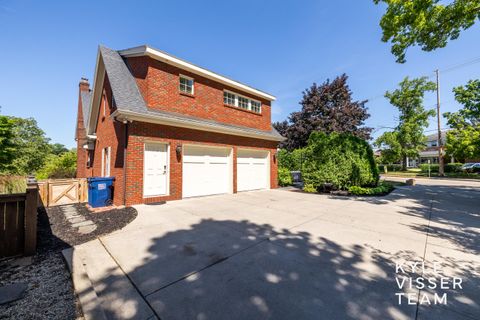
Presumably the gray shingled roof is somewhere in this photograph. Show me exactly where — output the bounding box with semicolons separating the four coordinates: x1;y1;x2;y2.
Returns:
99;46;148;113
97;45;283;141
425;131;447;142
139;107;284;140
80;90;92;124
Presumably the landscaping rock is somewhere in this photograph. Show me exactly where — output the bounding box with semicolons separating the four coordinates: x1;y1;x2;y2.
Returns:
0;283;28;305
71;220;95;228
67;216;85;224
78;225;97;234
406;179;416;186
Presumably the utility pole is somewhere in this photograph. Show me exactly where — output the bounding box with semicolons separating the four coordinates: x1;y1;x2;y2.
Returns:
435;69;445;176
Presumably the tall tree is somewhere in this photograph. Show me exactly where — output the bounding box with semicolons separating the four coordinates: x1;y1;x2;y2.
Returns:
374;0;480;63
9;117;51;174
444;79;480;160
50;143;69;156
375;77;436;170
375;131;402;164
0;115;16;172
279;74;372;150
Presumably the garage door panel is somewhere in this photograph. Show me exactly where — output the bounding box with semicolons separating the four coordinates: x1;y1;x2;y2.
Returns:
183;146;232;198
237;149;269;192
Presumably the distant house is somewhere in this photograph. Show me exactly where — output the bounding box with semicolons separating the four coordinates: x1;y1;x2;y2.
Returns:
75;45;283;206
407;131;455;167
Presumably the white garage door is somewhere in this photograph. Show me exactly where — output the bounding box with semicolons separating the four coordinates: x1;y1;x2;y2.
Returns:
237;149;270;192
183;145;232;198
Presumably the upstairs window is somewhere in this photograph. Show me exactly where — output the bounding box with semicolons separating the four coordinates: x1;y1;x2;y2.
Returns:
224;91;235;106
238;97;249;110
179;75;194;95
223;90;262;114
251;100;261;113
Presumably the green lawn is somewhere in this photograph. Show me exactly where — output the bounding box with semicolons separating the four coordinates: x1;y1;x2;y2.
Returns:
382;170;480;180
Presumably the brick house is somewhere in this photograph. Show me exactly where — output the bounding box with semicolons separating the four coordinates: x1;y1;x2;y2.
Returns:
75;45;283;206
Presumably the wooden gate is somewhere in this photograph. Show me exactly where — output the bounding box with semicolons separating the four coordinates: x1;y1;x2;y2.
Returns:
38;179;88;207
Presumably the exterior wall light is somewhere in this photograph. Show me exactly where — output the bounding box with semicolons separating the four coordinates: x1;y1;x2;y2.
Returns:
176;144;183;157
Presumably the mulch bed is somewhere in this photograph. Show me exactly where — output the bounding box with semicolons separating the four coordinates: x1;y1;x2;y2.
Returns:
0;204;137;320
46;203;137;247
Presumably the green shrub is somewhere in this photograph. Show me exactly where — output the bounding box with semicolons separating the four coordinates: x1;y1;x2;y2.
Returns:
378;164;403;172
419;163;439;173
388;164;402;171
445;163;463;173
348;182;394;196
0;175;26;194
36;150;77;180
301;132;379;190
418;163;463;173
278;167;293;186
277;148;305;171
303;184;317;193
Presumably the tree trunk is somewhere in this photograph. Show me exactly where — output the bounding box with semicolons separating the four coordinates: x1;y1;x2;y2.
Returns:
402;155;407;171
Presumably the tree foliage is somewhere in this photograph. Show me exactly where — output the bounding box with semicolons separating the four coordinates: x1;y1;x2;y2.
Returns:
375;131;402;164
444;79;480;160
0;116;16;172
50;143;69;156
302;132;379;191
375;77;436;169
8;117;52;175
36;150;77;180
276;74;372;150
374;0;480;63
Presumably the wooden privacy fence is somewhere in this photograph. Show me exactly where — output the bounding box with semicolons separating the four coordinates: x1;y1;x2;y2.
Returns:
0;183;38;258
38;178;88;207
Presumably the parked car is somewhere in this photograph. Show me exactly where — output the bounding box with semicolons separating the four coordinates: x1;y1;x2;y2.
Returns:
471;163;480;173
461;163;480;173
461;163;476;172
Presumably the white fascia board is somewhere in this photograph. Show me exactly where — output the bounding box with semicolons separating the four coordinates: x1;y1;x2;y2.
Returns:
87;49;106;135
113;109;284;142
119;46;276;102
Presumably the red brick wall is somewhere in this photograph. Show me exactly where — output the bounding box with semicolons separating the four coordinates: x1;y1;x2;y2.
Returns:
125;56;272;131
125;122;278;206
90;76;126;206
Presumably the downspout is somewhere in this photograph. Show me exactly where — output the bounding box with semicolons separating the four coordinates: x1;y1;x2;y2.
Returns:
123;121;129;206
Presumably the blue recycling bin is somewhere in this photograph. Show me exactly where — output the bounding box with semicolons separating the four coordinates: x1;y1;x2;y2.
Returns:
87;177;115;208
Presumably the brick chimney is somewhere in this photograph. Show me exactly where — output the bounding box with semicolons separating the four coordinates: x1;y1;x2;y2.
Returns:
79;77;90;92
76;77;90;178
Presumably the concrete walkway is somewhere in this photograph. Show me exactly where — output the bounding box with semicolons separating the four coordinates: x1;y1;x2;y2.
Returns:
65;179;480;320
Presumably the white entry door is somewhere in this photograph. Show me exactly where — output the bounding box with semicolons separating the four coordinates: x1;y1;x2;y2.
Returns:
143;143;169;197
237;149;270;192
182;145;232;198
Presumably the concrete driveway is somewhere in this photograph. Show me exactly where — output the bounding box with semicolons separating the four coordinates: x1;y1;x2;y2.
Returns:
69;179;480;320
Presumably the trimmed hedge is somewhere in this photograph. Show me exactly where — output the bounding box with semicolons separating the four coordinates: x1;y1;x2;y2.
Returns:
348;182;394;196
419;163;463;173
378;164;403;172
302;132;379;191
278;167;293;186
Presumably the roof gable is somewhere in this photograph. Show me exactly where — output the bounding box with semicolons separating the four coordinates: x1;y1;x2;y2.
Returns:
85;45;283;141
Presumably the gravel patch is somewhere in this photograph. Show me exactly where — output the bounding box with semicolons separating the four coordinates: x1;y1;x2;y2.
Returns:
0;204;137;319
47;203;137;246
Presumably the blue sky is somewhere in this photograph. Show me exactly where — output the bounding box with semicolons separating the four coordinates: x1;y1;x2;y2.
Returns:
1;0;479;148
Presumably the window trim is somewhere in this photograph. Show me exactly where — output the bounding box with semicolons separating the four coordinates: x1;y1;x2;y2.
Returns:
101;147;111;177
179;74;194;95
223;90;262;114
